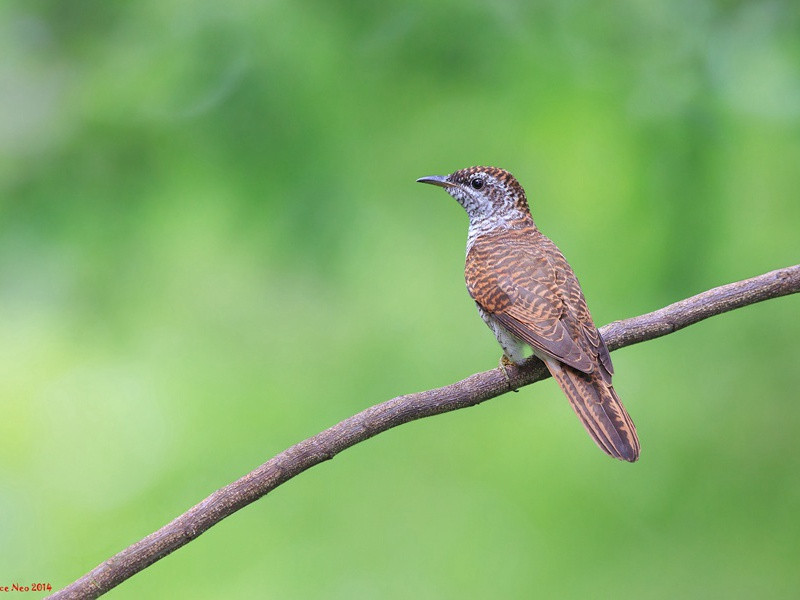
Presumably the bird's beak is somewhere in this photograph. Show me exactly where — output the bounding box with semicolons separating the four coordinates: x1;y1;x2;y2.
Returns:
416;175;456;188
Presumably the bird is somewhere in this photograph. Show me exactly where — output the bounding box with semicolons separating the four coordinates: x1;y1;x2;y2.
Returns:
417;166;640;462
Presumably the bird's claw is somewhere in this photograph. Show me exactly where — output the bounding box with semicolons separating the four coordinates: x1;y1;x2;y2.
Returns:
499;355;519;392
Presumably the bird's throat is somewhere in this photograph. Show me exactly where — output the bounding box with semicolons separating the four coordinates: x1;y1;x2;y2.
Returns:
465;211;534;253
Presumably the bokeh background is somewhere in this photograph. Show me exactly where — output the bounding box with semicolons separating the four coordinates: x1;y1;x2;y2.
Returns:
2;1;799;598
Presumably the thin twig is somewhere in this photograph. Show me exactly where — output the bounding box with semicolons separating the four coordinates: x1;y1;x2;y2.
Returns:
48;264;800;600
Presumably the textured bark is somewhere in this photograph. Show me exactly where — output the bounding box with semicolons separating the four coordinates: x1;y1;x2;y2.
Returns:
48;264;800;600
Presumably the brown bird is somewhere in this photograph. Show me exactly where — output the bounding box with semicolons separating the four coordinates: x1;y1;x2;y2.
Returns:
417;166;639;462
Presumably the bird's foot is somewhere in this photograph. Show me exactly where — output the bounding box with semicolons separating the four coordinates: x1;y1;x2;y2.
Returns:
499;355;519;392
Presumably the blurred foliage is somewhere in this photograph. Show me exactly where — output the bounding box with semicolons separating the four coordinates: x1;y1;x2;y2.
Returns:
2;0;799;598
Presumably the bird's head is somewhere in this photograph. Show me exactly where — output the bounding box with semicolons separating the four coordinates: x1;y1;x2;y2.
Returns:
417;166;531;223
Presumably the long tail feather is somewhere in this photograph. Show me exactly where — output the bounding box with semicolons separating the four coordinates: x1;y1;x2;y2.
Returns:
543;358;640;462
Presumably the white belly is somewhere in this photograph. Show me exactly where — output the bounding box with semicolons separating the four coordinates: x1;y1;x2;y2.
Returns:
475;304;529;365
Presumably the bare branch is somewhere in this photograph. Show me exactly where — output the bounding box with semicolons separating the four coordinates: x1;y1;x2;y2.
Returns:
48;265;800;600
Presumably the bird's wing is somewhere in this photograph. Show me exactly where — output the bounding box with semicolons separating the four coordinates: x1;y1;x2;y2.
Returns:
466;231;609;378
553;238;614;380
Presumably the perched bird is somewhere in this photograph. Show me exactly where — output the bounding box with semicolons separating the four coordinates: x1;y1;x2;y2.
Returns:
417;166;640;462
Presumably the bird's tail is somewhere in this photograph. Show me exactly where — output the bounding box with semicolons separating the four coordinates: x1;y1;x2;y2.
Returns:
543;358;640;462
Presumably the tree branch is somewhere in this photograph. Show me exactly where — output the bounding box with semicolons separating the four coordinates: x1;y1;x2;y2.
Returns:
48;264;800;599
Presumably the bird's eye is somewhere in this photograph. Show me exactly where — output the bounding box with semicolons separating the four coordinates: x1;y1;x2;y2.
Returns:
470;177;485;190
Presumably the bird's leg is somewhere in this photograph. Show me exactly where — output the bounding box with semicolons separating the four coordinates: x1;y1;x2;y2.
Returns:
499;355;519;392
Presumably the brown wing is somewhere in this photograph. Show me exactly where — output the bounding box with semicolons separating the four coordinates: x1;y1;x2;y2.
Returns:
466;228;605;377
541;234;614;382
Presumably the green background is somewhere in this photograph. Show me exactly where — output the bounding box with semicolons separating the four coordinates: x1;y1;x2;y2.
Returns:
3;1;799;598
